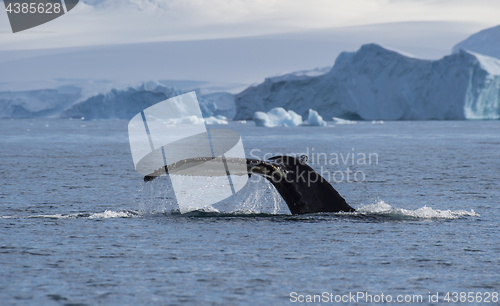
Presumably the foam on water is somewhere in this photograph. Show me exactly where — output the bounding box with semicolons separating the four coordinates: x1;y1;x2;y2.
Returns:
2;199;478;220
139;176;480;219
357;200;479;219
87;210;138;219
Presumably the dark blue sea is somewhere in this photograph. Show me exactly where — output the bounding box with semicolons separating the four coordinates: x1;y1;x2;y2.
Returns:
1;119;499;305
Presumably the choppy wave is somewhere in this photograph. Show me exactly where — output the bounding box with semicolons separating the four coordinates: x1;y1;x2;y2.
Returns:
356;201;479;219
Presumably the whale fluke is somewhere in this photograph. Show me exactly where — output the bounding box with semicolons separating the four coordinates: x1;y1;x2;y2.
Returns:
261;155;355;214
144;155;355;215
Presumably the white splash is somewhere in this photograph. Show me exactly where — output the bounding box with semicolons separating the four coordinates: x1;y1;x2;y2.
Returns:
357;200;479;219
87;210;137;219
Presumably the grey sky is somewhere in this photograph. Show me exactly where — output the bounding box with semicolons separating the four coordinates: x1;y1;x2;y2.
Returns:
1;0;499;50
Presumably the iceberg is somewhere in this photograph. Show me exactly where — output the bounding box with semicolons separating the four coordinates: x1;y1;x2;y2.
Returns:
452;25;500;60
267;66;331;83
302;109;327;126
0;80;236;121
332;117;357;124
0;86;81;119
253;107;303;127
253;108;327;127
235;44;500;120
61;81;224;120
62;82;186;120
202;92;236;119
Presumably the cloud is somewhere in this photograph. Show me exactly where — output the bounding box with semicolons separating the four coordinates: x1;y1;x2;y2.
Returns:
0;0;499;50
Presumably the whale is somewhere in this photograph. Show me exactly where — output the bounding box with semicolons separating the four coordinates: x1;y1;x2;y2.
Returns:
144;155;355;215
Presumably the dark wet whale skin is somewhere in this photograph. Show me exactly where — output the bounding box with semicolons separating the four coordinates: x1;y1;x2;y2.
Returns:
261;156;355;215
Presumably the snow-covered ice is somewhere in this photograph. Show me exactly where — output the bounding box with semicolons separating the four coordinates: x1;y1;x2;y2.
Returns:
452;25;500;60
235;44;500;120
253;108;327;127
253;107;303;127
0;86;81;119
4;40;500;121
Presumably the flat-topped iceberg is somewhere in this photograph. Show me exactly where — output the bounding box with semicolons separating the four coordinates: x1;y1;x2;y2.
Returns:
0;86;81;119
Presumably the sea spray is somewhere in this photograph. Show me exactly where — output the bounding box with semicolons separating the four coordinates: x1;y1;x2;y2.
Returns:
139;174;288;215
139;175;178;214
357;200;479;220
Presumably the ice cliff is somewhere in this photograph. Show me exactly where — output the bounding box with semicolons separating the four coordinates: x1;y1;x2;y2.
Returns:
3;42;500;121
61;82;223;120
0;86;81;118
234;44;500;120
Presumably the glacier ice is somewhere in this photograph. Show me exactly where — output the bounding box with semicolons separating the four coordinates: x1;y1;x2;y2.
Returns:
253;108;327;127
0;86;81;119
235;44;500;120
202;92;236;119
332;117;357;124
302;109;327;126
61;81;227;120
452;25;500;60
3;40;500;121
267;66;331;83
1;80;236;120
253;107;303;127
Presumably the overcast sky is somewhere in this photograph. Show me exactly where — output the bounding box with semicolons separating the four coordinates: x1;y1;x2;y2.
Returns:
0;0;499;50
0;0;498;89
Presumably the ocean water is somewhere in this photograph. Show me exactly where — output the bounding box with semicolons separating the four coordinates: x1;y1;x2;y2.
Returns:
1;119;499;305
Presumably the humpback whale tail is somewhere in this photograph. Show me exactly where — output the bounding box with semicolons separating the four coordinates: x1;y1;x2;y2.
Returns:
144;155;355;215
260;155;355;214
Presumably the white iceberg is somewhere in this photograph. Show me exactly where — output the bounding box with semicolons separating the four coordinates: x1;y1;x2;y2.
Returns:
235;44;500;120
253;107;303;127
332;117;357;124
253;108;328;127
0;86;81;119
57;82;230;120
302;109;327;126
452;24;500;60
